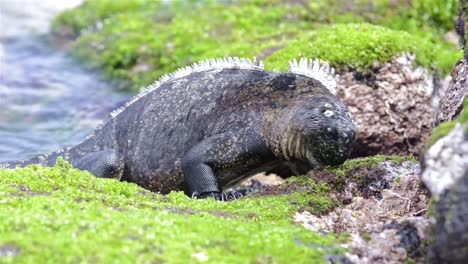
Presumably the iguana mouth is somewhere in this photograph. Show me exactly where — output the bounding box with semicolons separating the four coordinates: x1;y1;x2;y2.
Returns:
306;151;321;168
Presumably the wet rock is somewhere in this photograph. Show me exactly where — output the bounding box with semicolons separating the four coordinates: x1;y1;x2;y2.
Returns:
293;160;432;263
337;54;435;157
422;123;468;263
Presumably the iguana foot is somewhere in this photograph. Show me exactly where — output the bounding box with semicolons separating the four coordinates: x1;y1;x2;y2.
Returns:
192;191;243;201
225;191;244;200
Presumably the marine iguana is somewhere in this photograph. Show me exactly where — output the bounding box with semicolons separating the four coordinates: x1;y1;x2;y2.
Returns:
1;57;356;200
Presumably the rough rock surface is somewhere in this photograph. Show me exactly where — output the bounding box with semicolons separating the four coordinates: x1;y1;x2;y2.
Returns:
423;3;468;260
422;123;468;263
435;59;468;124
437;0;468;124
337;54;435;157
458;0;468;60
230;173;285;196
293;160;431;263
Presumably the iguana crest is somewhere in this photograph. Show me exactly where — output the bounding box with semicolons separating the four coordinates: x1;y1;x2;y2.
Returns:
288;58;337;95
110;57;337;117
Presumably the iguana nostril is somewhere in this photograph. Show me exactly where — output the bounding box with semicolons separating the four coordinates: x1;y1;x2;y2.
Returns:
326;127;339;138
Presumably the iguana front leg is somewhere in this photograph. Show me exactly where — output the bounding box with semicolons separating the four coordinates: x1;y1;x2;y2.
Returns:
72;149;124;180
181;131;273;200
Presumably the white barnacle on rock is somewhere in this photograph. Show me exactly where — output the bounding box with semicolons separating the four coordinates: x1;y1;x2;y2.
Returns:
288;58;337;95
110;57;264;118
422;123;468;200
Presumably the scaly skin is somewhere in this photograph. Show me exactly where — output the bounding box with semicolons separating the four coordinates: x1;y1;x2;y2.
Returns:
1;58;356;199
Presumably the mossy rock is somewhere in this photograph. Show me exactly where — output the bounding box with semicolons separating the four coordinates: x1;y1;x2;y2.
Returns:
0;158;345;263
427;98;468;148
265;23;457;73
315;155;416;196
0;154;417;262
52;0;461;91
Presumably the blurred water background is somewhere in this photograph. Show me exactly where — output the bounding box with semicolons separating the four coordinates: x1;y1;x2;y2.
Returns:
0;0;130;161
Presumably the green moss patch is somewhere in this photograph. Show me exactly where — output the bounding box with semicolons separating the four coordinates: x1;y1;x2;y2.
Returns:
52;1;311;90
309;155;416;196
0;154;419;261
303;0;459;32
52;0;461;91
427;98;468;148
265;23;459;73
0;159;341;263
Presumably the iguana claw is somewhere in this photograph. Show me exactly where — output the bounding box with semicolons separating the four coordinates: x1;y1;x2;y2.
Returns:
193;191;243;201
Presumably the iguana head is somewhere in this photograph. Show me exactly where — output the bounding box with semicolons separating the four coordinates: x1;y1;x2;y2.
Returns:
271;58;356;168
261;58;356;171
287;95;356;167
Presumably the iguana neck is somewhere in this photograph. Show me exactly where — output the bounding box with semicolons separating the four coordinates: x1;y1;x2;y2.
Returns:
261;108;315;163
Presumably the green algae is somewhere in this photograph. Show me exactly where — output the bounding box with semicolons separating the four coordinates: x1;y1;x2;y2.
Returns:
52;0;461;91
0;159;341;263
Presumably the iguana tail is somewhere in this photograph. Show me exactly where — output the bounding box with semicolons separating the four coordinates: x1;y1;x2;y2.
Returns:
0;148;71;169
1;147;124;181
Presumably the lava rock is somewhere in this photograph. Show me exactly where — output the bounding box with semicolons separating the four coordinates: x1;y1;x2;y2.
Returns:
458;0;468;59
337;54;435;157
383;221;422;259
437;0;468;124
436;59;468;124
422;123;468;263
293;160;432;263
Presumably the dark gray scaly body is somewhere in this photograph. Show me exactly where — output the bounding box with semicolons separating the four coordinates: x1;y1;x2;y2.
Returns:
2;58;356;199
